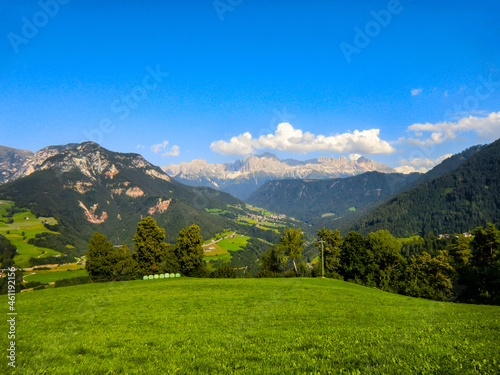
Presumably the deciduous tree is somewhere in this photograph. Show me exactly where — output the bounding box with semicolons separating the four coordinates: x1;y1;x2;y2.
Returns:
340;231;375;285
315;228;343;278
279;228;305;276
369;230;405;291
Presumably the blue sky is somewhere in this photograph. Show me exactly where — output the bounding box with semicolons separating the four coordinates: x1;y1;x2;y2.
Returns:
1;0;499;172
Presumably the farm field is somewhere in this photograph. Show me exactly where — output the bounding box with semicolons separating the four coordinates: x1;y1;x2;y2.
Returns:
23;268;88;284
0;200;61;268
203;232;250;263
5;278;500;374
217;235;250;251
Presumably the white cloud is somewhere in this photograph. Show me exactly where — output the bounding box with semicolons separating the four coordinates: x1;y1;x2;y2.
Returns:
151;140;169;154
394;153;453;174
211;123;396;156
349;153;362;161
404;111;500;147
137;144;145;149
162;145;180;157
411;88;423;96
150;140;180;157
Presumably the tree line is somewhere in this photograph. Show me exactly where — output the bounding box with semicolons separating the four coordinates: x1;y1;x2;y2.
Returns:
85;216;236;282
258;224;500;305
85;215;499;305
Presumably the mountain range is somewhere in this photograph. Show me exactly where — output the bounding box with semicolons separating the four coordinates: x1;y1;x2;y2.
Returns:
163;153;395;199
1;138;498;269
0;142;289;256
245;144;489;233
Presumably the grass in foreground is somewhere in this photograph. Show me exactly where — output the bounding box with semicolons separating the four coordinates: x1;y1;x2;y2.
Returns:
4;278;500;374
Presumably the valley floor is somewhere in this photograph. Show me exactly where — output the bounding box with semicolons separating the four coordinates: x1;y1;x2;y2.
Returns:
4;278;500;374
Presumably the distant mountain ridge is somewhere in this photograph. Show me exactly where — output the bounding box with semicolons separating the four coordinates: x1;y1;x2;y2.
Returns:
163;153;395;199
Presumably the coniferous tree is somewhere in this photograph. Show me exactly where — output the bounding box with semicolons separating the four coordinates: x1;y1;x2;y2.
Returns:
85;232;115;282
471;223;500;267
111;243;139;280
258;245;286;277
132;216;170;275
449;234;472;267
174;224;205;276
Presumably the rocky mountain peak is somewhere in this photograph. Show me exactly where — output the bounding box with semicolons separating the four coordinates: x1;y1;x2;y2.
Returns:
163;153;396;199
1;142;170;184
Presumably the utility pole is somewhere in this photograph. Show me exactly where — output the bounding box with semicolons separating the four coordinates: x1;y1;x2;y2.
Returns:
317;240;325;279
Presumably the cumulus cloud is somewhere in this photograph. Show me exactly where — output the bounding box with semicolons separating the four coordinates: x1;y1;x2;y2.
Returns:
151;140;169;154
394;153;453;174
151;140;180;157
411;88;423;96
403;111;500;147
211;123;395;156
162;145;180;157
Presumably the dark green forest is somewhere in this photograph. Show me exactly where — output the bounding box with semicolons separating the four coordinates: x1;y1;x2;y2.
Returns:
350;139;500;237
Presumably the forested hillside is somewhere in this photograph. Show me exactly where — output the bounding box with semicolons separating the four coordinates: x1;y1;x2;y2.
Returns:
246;172;419;224
350;139;500;237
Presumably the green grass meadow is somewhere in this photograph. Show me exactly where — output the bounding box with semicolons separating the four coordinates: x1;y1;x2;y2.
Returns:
3;278;499;374
0;201;61;268
217;235;250;251
23;269;88;284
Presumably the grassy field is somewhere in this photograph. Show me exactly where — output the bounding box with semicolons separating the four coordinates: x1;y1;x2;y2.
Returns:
217;235;250;251
4;278;499;374
23;269;88;284
0;201;61;268
202;242;231;262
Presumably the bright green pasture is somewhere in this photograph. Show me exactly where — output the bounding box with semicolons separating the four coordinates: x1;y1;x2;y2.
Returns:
203;253;232;263
217;235;250;251
24;269;88;284
0;201;61;268
0;200;14;219
5;278;500;374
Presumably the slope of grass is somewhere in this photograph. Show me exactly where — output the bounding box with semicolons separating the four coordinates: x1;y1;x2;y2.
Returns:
23;269;88;284
4;278;499;374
